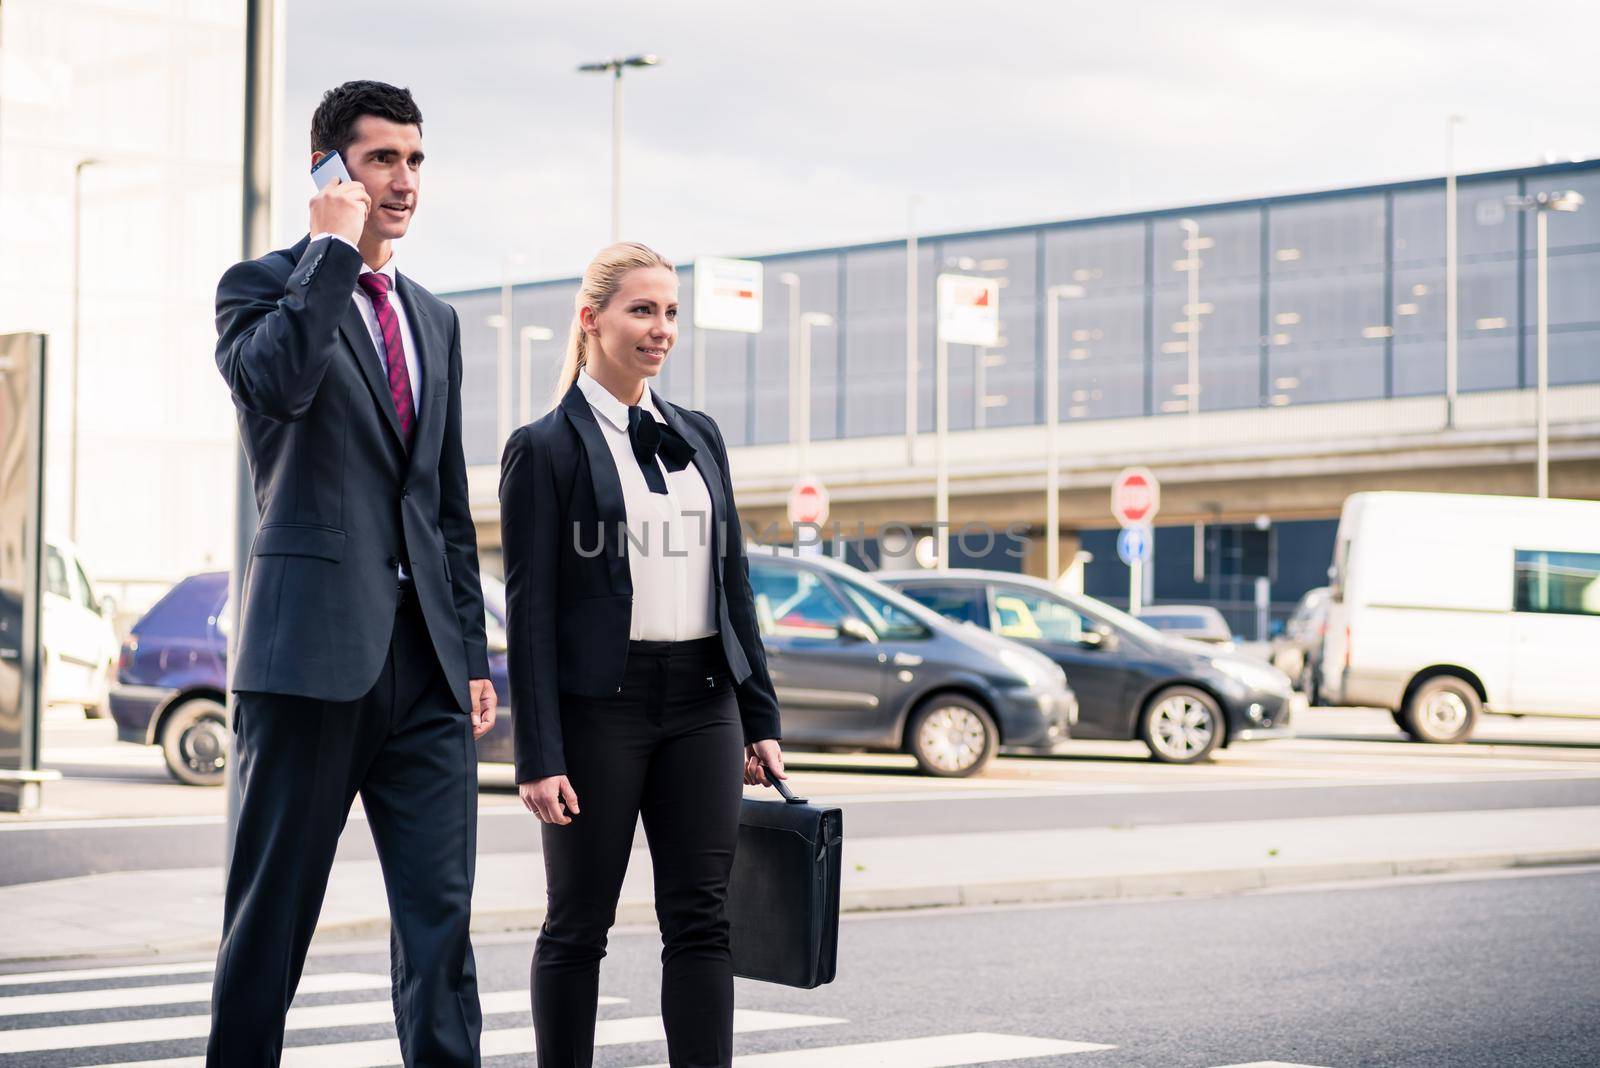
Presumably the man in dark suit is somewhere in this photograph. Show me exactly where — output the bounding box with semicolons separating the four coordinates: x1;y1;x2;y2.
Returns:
207;80;495;1067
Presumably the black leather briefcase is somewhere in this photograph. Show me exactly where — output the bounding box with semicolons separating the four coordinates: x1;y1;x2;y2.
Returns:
728;773;842;989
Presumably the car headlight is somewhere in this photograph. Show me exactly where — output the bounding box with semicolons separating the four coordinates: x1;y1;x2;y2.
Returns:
1214;657;1291;694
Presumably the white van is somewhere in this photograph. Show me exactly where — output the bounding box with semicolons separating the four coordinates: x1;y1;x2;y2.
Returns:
42;541;119;717
1321;492;1600;742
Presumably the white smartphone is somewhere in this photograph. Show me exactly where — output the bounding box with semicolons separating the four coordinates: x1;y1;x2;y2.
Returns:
310;151;352;190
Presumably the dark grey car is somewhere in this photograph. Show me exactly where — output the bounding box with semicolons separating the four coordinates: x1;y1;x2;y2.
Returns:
746;547;1076;777
878;570;1295;764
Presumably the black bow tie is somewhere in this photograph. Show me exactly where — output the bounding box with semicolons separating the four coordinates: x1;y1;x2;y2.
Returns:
627;405;695;494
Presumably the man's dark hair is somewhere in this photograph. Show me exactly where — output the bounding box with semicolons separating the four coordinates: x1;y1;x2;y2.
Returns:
310;80;423;157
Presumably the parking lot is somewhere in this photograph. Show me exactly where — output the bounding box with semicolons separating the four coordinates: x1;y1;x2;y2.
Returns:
22;702;1600;825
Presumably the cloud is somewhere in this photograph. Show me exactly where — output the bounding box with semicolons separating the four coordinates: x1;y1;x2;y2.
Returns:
279;0;1600;290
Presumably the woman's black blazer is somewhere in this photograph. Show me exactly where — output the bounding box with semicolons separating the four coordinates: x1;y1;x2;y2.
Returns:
499;381;782;783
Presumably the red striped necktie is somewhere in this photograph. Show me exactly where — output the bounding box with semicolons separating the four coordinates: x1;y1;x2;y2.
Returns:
356;271;415;445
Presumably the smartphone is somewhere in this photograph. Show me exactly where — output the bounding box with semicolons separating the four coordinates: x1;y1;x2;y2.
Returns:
311;151;352;190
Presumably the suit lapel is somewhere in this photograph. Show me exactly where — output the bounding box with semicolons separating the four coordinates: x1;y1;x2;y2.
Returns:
559;384;631;593
656;396;728;588
339;303;407;451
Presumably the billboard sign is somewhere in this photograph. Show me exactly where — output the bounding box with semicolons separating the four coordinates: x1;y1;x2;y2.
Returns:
936;273;1000;346
693;257;764;334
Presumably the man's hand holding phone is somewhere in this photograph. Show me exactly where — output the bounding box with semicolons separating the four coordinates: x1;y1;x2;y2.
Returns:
308;153;369;247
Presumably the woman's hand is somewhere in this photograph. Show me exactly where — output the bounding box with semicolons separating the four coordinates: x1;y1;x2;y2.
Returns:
744;739;786;787
519;775;580;825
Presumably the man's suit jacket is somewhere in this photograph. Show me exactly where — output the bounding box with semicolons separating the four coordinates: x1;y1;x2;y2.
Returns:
498;382;781;783
215;234;490;713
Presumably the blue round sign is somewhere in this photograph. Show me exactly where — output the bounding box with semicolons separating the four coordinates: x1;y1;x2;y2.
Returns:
1117;525;1151;565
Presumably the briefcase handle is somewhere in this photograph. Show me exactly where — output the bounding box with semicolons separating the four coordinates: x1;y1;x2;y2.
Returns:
761;761;808;805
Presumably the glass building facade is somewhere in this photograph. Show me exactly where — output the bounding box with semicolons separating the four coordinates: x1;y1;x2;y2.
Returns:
444;161;1600;468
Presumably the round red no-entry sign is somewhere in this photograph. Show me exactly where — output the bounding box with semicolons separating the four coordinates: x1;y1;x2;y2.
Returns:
788;478;830;527
1111;467;1160;527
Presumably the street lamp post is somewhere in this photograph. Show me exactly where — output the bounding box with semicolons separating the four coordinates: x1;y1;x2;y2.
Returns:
487;313;509;445
1178;218;1202;416
518;325;555;426
69;158;101;544
577;55;661;243
1044;284;1084;583
780;273;800;443
935;332;949;570
496;254;524;452
905;194;922;465
1507;190;1583;498
1445;114;1465;429
797;312;833;478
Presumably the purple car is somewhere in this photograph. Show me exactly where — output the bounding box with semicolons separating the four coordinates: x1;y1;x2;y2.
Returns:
110;571;515;785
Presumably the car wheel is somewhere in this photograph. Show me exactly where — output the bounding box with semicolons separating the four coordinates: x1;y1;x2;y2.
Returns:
159;697;229;787
1140;686;1223;764
907;694;997;778
1400;676;1479;744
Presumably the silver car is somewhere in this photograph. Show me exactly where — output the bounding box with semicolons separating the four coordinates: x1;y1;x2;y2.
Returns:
745;546;1076;777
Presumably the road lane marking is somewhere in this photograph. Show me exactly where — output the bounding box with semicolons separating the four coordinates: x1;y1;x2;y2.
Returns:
630;1032;1116;1066
0;960;216;986
0;990;611;1054
106;1009;843;1067
0;971;386;1017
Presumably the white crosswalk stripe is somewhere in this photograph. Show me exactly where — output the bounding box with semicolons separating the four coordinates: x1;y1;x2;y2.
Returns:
0;988;614;1054
0;960;216;986
0;964;1338;1068
106;1008;844;1067
630;1032;1116;1066
0;971;386;1017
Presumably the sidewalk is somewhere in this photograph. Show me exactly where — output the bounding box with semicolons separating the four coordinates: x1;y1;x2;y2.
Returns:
3;805;1596;965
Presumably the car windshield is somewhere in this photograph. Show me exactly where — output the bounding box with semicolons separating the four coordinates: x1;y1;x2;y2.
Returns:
835;574;931;640
1143;614;1212;631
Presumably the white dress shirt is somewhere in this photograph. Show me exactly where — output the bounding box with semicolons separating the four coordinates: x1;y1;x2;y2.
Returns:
317;233;423;413
577;369;718;642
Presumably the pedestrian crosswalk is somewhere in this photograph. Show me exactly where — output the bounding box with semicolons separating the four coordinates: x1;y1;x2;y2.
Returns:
0;961;1331;1067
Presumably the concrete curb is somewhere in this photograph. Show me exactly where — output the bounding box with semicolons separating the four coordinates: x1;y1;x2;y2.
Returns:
3;847;1595;969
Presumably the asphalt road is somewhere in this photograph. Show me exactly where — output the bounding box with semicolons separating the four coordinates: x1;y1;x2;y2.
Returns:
4;707;1599;886
0;866;1595;1066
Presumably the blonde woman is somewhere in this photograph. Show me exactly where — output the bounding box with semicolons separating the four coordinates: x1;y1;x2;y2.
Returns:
499;242;786;1066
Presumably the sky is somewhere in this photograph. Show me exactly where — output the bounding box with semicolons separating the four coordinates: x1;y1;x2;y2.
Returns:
279;0;1600;293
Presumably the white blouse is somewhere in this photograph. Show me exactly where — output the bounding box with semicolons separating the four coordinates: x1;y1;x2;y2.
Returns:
576;369;718;642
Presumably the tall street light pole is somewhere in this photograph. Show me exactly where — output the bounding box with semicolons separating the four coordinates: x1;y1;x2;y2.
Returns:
496;253;525;450
70;158;101;544
519;325;555;425
1178;218;1202;416
1507;190;1583;499
230;0;277;861
905;194;922;465
935;332;949;570
578;55;661;243
797;312;833;478
1044;284;1084;583
780;273;800;443
1445;114;1465;429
